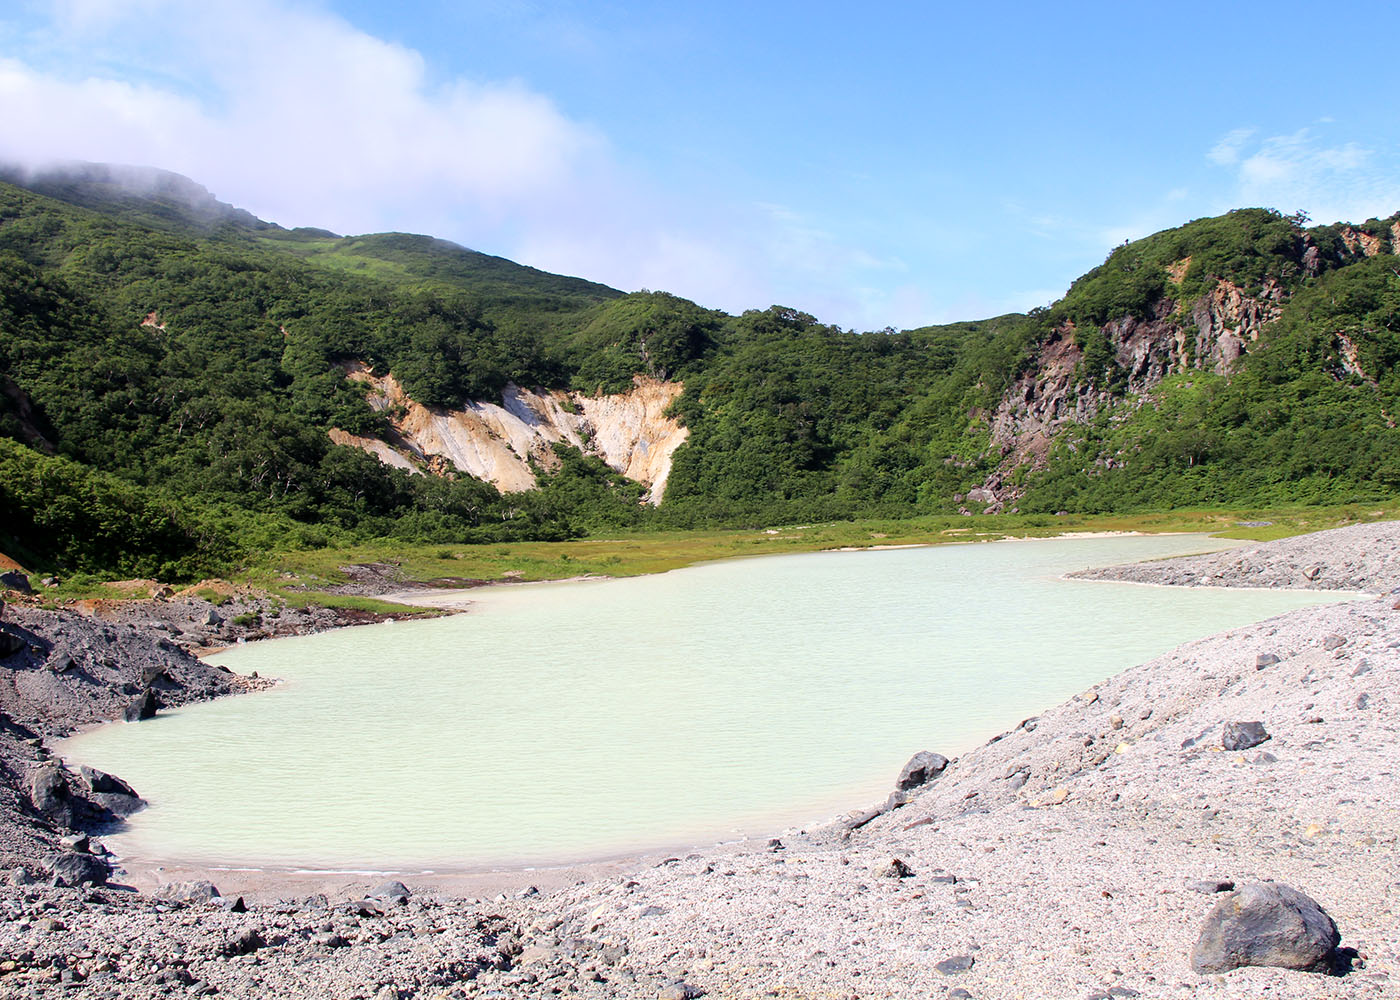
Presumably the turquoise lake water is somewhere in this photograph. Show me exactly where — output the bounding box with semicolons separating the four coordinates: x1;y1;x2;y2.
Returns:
59;534;1354;871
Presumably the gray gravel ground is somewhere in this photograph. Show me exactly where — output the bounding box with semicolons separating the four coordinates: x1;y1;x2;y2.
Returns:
1;525;1398;998
1071;520;1400;592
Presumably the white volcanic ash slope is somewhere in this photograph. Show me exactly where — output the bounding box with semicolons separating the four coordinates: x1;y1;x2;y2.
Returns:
331;365;688;503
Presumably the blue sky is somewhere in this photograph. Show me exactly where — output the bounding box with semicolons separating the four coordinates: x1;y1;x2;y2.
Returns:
2;1;1399;330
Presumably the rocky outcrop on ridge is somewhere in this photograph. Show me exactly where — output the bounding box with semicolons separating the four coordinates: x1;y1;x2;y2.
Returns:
979;277;1288;513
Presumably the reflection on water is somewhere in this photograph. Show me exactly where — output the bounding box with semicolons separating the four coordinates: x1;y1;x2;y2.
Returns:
61;535;1353;869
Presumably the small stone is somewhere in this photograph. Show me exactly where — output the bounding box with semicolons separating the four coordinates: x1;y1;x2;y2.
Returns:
1109;714;1124;730
1255;653;1280;670
1190;881;1340;974
1321;634;1346;651
221;927;264;956
875;858;914;879
1355;693;1370;710
1251;751;1278;765
936;954;975;974
1222;721;1269;751
1352;660;1372;677
766;838;784;852
657;981;703;999
1186;879;1235;894
1108;989;1142;999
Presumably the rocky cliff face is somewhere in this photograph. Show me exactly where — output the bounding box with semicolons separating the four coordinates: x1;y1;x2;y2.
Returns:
976;276;1290;512
330;365;688;504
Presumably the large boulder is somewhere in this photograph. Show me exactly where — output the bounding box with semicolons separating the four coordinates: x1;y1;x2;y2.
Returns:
28;764;73;827
123;688;162;722
896;750;949;791
369;880;412;903
1190;881;1340;974
0;628;26;658
157;880;222;904
79;765;146;818
0;570;32;594
50;851;109;886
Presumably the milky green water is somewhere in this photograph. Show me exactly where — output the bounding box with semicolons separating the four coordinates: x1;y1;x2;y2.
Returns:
59;535;1354;871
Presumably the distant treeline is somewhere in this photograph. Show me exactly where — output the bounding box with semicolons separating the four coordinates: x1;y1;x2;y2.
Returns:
1;173;1398;578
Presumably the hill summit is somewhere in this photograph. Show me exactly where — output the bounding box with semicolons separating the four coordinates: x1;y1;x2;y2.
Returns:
1;164;1398;576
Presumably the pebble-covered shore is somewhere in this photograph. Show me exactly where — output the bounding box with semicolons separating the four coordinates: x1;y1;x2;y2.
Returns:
1;525;1397;998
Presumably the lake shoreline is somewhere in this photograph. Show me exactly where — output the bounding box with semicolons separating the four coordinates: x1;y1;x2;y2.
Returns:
1;523;1396;998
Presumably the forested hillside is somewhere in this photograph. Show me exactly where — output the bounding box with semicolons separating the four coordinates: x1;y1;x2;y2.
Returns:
1;164;1398;578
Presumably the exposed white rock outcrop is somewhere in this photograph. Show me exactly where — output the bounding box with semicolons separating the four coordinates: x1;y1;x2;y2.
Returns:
328;364;688;503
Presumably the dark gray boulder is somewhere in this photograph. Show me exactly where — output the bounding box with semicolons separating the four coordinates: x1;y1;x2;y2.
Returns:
370;879;412;902
896;750;949;791
28;764;73;827
1222;721;1269;751
79;765;138;796
0;628;26;658
0;570;33;594
123;688;161;722
1190;881;1340;974
1254;653;1280;670
50;851;109;886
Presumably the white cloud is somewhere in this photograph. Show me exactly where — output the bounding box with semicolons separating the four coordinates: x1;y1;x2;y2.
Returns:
1207;127;1255;166
2;0;609;238
0;0;939;330
1210;126;1400;224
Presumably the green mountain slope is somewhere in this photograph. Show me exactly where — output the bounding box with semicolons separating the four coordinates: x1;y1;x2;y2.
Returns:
1;166;1397;578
